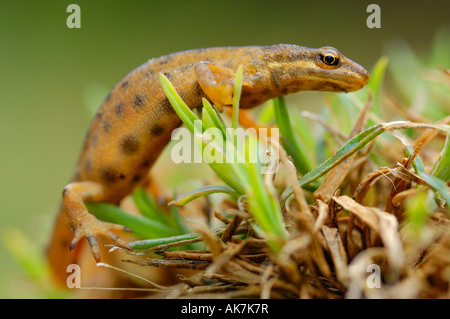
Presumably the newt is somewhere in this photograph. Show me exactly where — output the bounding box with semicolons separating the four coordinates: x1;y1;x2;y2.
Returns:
47;44;369;282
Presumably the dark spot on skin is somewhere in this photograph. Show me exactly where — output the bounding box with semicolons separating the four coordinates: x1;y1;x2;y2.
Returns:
120;135;140;155
85;159;92;174
150;124;164;136
161;98;171;107
250;98;260;106
115;102;125;116
132;174;142;183
141;160;151;168
78;222;82;227
91;135;98;146
121;81;129;89
103;119;111;133
281;87;289;95
313;82;326;90
83;130;91;143
241;90;251;98
62;186;69;197
119;173;126;179
160;98;175;113
96;112;103;119
61;237;70;247
100;167;118;184
262;88;271;96
164;71;172;79
180;63;193;71
133;94;147;108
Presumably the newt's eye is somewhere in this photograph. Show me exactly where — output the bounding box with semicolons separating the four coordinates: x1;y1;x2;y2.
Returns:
316;47;341;68
322;54;338;65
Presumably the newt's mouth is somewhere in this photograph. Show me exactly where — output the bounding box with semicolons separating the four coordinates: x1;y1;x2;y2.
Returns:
357;67;370;88
342;62;370;91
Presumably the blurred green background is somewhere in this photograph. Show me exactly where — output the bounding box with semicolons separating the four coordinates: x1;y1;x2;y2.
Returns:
0;0;448;297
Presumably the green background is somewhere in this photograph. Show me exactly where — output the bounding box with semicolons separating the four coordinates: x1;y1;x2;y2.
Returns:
0;0;448;297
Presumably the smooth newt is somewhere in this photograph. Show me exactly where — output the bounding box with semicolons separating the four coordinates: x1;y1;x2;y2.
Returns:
47;44;369;282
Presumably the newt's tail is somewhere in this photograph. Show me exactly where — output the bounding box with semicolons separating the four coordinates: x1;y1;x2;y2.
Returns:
46;206;81;285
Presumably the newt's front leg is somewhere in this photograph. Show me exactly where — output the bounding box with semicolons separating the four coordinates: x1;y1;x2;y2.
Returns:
194;61;253;108
62;181;132;261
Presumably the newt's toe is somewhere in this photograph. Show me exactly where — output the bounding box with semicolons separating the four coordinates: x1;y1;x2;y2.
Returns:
69;215;132;261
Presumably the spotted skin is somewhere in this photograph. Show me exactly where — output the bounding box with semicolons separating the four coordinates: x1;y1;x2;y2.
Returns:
47;45;369;283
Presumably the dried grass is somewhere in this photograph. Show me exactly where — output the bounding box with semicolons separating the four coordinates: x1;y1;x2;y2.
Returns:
120;145;449;299
109;64;449;299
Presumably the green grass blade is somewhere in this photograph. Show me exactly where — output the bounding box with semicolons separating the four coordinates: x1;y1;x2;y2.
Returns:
193;131;246;194
132;187;173;226
273;96;315;174
202;98;227;136
86;202;175;238
169;204;191;236
368;56;389;117
169;185;239;206
299;124;385;186
229;136;287;253
129;233;202;251
430;133;450;182
419;173;450;208
159;73;200;133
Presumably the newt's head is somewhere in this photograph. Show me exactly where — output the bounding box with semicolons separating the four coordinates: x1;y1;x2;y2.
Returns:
311;46;370;92
265;44;370;94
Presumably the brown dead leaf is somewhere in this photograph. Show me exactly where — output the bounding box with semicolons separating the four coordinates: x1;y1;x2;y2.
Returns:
322;226;348;285
333;195;405;277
